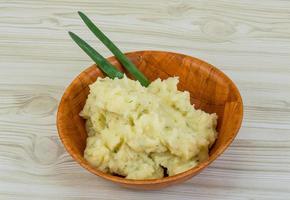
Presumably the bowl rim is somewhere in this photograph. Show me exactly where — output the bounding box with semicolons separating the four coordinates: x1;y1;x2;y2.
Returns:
57;50;243;186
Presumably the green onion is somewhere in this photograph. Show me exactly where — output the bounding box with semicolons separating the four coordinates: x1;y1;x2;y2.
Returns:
68;31;124;79
78;11;150;87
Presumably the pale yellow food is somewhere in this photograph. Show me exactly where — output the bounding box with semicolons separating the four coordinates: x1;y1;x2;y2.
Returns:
80;76;218;180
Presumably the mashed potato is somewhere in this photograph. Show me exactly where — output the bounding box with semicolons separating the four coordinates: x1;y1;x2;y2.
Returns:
80;76;217;180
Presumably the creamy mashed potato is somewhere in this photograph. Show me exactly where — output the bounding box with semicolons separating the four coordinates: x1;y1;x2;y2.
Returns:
80;76;217;180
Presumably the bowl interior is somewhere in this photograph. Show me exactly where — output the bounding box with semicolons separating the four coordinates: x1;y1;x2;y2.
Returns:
57;51;243;189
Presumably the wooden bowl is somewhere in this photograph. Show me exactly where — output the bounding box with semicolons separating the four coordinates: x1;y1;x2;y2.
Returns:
57;50;243;189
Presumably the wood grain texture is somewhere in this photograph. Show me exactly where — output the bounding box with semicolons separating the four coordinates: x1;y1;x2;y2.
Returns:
0;0;290;198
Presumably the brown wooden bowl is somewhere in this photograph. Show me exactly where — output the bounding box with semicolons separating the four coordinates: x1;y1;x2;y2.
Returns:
57;50;243;189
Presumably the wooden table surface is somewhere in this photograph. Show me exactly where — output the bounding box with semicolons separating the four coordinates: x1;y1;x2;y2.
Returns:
1;0;290;199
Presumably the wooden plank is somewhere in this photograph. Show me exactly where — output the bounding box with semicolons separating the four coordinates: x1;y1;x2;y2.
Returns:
0;0;290;199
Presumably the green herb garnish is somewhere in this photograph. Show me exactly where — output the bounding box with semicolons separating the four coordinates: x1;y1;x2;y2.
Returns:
68;11;150;87
69;31;123;79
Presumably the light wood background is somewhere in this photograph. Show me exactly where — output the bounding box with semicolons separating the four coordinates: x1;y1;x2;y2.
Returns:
0;0;290;199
